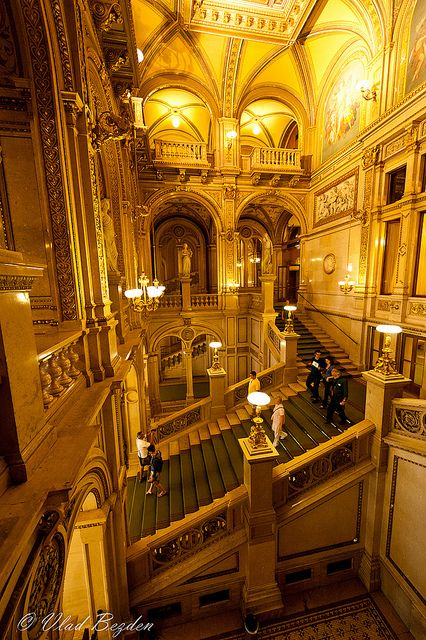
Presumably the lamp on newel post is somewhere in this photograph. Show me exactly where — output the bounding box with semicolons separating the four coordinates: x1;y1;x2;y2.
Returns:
373;325;403;377
246;391;271;449
283;305;297;334
209;341;222;370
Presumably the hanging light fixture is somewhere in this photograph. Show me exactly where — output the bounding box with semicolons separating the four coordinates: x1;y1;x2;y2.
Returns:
124;224;165;315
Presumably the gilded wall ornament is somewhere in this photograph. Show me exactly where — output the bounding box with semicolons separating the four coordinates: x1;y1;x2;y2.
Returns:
323;254;336;275
314;170;358;227
362;145;380;169
91;111;132;150
89;1;123;32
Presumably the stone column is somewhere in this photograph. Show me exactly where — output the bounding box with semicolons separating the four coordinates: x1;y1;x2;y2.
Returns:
239;434;283;616
181;276;191;311
108;272;126;344
207;366;227;418
147;353;162;417
281;333;299;385
359;369;410;590
260;274;276;314
0;250;46;483
184;347;194;402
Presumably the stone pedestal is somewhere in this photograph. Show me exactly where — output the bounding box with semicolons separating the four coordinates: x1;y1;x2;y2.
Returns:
181;276;191;311
359;370;410;591
0;250;47;483
281;333;299;385
207;366;227;418
260;274;276;314
239;434;283;616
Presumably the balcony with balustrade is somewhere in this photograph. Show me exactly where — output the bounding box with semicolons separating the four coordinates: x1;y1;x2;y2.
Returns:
153;139;210;169
250;147;303;174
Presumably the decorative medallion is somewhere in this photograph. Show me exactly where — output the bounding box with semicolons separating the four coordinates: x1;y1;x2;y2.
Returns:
323;254;336;274
174;225;185;238
181;327;195;341
240;226;252;239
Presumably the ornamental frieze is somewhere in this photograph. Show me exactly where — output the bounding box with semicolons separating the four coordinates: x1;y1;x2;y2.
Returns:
409;302;426;316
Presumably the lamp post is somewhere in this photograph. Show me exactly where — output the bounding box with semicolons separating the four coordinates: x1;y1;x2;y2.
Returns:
209;341;222;370
283;304;297;334
374;324;402;376
246;391;271;449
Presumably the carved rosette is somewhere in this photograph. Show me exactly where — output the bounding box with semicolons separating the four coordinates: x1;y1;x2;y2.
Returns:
394;408;426;439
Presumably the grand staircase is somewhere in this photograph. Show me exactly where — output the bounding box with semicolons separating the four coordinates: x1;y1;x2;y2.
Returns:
127;384;365;543
275;310;359;378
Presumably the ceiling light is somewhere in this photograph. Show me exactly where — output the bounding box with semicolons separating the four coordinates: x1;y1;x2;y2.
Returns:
253;122;261;135
171;115;181;128
137;48;144;63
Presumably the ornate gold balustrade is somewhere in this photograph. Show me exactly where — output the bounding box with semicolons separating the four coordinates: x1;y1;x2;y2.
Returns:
149;397;212;444
224;362;285;410
37;331;84;410
190;293;219;308
273;420;375;508
390;398;426;441
153;139;210;167
127;488;247;593
250;147;302;173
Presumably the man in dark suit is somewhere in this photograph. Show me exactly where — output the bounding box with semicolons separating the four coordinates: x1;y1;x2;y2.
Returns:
326;368;349;426
306;350;326;403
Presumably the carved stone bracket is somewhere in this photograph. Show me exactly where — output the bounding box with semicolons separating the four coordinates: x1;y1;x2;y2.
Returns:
105;47;129;72
362;144;380;169
251;172;260;186
89;1;123;32
91;111;132;150
270;174;280;187
351;208;369;226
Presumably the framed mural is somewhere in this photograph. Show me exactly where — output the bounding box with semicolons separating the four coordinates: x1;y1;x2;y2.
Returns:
322;60;364;162
314;170;358;227
405;0;426;94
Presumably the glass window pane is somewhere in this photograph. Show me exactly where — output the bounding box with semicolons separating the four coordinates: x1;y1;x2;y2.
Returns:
381;220;400;295
414;340;425;386
403;337;413;361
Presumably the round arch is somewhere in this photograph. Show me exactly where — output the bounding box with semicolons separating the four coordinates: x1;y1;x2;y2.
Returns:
151;322;225;353
236;191;308;235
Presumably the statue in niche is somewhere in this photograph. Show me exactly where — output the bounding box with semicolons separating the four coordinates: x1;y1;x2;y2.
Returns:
262;234;273;274
181;242;193;277
101;197;119;272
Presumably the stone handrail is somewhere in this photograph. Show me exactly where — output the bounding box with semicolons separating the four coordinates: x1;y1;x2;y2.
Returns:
37;330;85;410
272;419;375;507
127;488;247;592
267;321;282;357
250;147;302;172
390;398;426;441
190;293;219;309
158;294;182;309
224;362;285;410
153;139;210;167
149;397;212;444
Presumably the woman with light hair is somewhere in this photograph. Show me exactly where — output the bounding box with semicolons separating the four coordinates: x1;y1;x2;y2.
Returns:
271;396;287;447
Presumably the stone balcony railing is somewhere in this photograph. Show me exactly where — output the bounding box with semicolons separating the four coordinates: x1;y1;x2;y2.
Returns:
250;147;302;173
390;398;426;441
37;331;85;410
153;139;210;167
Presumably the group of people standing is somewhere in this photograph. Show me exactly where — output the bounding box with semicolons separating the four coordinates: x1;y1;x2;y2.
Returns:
306;351;349;426
136;433;167;497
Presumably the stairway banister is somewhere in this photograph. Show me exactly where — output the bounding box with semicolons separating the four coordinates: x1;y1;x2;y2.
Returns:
224;362;286;409
297;292;358;345
272;419;375;507
150;397;211;443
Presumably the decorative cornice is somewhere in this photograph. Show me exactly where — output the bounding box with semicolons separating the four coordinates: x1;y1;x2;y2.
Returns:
0;274;36;291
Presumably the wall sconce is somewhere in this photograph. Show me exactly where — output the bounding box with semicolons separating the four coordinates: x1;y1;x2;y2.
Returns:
124;273;165;316
246;391;270;449
338;273;355;294
374;325;402;377
227;281;240;293
226;129;237;159
358;80;377;101
283;305;297;334
209;341;222;370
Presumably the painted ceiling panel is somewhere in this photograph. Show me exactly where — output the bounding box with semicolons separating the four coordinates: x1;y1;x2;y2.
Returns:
238;41;281;92
133;2;167;50
144;34;210;87
196;33;228;89
314;0;361;25
305;33;356;88
250;50;303;96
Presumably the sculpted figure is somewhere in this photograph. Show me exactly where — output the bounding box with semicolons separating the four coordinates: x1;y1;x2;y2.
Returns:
181;242;193;277
101;198;119;272
262;234;273;274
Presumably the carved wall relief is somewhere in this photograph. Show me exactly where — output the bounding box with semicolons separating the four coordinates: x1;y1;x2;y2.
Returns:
314;170;358;226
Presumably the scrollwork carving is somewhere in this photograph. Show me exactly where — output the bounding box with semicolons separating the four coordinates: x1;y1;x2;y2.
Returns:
89;1;123;32
91;111;132;150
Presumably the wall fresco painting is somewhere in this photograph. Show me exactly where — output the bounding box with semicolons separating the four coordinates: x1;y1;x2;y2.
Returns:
405;0;426;94
322;60;364;162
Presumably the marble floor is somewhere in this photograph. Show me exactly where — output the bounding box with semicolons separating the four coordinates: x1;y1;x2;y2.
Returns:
156;579;415;640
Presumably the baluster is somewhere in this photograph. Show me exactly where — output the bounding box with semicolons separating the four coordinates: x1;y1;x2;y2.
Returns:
39;359;54;407
58;348;73;387
68;343;81;378
48;353;64;396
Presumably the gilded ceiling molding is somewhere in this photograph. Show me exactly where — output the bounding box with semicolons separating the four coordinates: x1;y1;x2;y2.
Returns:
223;39;243;117
20;0;78;321
143;187;224;233
49;0;74;91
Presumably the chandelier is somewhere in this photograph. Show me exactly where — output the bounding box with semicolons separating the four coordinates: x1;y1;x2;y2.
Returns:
125;273;165;315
